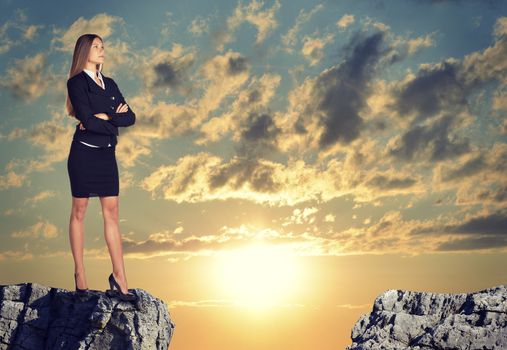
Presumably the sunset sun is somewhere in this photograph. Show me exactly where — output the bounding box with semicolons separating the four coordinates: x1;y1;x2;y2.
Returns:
214;244;304;309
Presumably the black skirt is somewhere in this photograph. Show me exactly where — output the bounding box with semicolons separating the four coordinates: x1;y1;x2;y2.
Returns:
67;140;119;198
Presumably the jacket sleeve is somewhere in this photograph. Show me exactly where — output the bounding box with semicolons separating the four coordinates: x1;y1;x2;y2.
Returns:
108;80;136;127
67;78;119;136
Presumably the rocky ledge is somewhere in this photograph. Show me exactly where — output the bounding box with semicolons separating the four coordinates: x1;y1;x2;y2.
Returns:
347;285;507;349
0;282;175;350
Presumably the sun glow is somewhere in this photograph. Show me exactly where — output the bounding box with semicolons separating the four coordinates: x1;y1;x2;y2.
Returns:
214;244;304;309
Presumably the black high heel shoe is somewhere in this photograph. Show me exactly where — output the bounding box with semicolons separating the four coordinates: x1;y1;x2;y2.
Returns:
74;272;89;294
108;273;137;302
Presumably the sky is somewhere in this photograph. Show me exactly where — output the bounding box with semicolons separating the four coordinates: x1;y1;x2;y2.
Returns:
0;0;506;348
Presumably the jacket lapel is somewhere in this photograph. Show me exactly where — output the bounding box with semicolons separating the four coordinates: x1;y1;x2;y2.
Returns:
81;70;108;96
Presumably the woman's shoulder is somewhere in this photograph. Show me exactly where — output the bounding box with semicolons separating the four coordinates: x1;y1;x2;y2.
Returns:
103;75;118;87
67;71;86;86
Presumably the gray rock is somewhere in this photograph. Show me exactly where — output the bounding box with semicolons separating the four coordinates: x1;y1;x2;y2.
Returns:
347;285;507;350
0;282;175;349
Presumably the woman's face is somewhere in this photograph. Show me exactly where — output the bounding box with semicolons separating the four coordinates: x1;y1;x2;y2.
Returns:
88;38;104;65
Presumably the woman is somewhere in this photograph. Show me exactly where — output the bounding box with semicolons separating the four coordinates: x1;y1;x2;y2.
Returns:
66;33;136;302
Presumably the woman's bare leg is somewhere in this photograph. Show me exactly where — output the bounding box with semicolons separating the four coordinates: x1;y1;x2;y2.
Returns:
69;197;89;289
100;195;129;294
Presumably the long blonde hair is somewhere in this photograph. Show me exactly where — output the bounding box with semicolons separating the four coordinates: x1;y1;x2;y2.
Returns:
66;34;104;117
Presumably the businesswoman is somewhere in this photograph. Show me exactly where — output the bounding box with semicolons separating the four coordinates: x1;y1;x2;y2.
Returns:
65;34;136;301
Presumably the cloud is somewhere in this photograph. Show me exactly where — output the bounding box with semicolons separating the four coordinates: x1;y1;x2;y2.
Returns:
413;209;507;251
0;9;43;55
0;169;27;190
431;142;507;206
138;44;196;94
187;15;212;36
494;16;507;37
1;52;53;101
51;13;133;75
445;211;507;235
118;207;507;260
26;111;76;172
392;59;467;122
197;51;251;113
1;127;27;141
437;236;507;251
24;190;56;206
115;135;152;168
140;141;426;206
301;32;334;66
406;33;435;55
386;113;472;162
212;0;281;51
11;218;59;239
126;49;252;145
364;173;417;190
140;152;339;206
197;73;281;145
51;13;123;52
0;111;75;186
281;207;319;226
336;14;355;29
0;250;33;261
235;112;282;158
284;30;392;154
386;17;506;125
324;214;336;223
280;4;324;53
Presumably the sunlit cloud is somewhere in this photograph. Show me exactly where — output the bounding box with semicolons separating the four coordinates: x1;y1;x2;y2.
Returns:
1;52;53;101
301;32;334;66
51;13;123;52
0;169;26;190
213;0;281;51
281;207;319;226
24;190;57;206
0;9;43;55
196;73;281;145
51;13;134;75
281;4;324;53
336;14;355;29
406;33;435;55
138;44;197;95
188;15;212;37
11;218;59;239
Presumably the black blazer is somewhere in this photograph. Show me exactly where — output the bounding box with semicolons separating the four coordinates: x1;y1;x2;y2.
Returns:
67;70;136;147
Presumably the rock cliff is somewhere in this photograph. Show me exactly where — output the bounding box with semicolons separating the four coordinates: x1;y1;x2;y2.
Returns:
0;282;175;349
347;285;507;349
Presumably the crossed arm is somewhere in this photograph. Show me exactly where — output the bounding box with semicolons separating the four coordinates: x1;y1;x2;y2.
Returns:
67;78;136;132
67;78;119;135
107;80;136;127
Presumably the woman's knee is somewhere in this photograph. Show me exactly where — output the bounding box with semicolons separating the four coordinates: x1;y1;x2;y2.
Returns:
71;201;88;221
102;204;119;221
71;197;88;221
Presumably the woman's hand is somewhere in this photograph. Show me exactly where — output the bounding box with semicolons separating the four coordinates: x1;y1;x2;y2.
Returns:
78;104;129;130
116;103;129;114
79;112;109;129
94;113;110;120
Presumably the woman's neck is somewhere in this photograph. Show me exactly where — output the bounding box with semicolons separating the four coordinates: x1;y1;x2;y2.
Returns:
84;65;98;73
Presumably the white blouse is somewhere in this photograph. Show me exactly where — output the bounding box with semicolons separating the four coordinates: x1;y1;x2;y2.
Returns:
79;69;111;148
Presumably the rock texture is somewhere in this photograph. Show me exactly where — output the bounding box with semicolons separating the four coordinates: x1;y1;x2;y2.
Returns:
347;285;507;349
0;282;175;350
